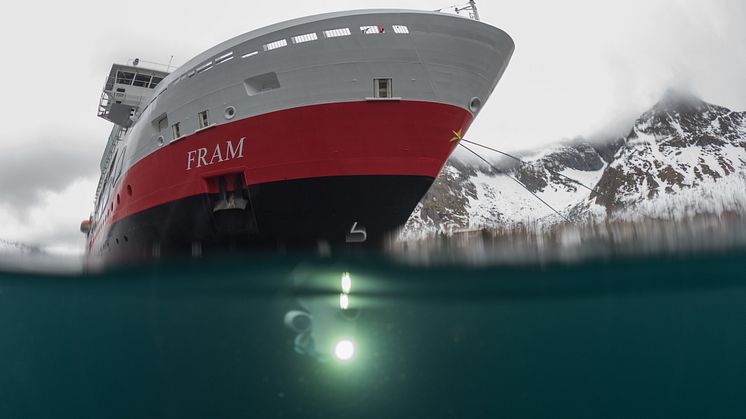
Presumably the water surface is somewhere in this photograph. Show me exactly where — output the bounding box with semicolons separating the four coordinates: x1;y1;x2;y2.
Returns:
0;250;744;418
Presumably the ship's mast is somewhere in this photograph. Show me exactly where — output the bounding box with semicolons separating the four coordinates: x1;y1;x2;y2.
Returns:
468;0;480;21
453;0;480;21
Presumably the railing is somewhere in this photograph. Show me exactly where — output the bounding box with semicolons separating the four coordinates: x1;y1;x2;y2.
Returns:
172;21;416;88
99;126;126;172
97;91;111;119
126;57;177;73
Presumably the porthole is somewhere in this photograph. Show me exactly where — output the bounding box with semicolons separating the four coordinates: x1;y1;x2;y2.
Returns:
116;194;120;205
127;185;133;196
469;97;482;113
157;136;165;146
224;106;236;120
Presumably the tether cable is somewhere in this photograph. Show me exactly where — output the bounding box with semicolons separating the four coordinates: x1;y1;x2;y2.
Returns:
459;143;570;222
460;138;608;199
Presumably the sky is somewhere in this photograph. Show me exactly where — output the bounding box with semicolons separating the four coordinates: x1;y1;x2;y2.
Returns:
0;0;744;254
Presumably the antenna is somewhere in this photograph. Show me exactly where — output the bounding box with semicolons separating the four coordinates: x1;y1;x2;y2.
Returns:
452;1;481;21
126;57;176;73
468;0;480;21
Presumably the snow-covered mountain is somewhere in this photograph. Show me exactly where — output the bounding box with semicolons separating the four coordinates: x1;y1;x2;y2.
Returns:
403;91;746;237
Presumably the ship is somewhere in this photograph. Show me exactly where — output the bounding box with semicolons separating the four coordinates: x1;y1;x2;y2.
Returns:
81;5;515;264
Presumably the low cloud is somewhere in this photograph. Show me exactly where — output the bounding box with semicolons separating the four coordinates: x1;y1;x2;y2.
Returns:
0;177;97;254
0;134;101;216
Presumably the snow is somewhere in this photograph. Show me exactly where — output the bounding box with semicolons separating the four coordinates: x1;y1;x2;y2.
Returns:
614;172;746;220
402;99;746;240
465;164;607;226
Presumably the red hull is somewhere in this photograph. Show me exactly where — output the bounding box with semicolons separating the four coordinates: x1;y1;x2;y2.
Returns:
92;100;471;250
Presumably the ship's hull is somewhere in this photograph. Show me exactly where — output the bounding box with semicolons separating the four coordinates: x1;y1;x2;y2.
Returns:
90;100;470;263
101;174;434;260
87;10;515;265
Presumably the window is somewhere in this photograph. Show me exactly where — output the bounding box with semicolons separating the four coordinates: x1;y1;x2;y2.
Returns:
263;39;288;51
215;51;234;64
292;33;318;44
172;122;181;140
114;148;126;183
361;25;385;34
198;110;209;129
323;28;351;38
374;78;392;98
241;51;258;59
196;61;213;74
116;71;135;85
392;25;409;34
133;73;152;88
150;76;163;88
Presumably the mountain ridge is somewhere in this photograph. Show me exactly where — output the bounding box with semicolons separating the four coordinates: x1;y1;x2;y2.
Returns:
403;91;746;237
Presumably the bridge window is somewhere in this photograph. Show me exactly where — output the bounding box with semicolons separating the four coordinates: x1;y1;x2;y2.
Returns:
198;110;209;129
374;78;392;98
133;73;152;88
150;76;163;88
116;71;135;85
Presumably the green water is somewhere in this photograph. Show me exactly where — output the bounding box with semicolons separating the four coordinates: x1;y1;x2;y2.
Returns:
0;251;745;418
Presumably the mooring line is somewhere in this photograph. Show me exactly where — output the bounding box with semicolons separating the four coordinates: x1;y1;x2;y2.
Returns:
460;138;608;199
459;143;570;222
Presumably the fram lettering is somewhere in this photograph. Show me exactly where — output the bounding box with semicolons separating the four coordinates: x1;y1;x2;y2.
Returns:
186;138;245;171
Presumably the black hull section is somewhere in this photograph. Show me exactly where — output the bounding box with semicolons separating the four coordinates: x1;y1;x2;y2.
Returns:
94;175;433;264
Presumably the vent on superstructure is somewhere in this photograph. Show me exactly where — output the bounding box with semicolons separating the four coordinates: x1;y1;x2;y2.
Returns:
323;28;351;38
196;61;213;74
263;39;288;51
292;33;318;44
215;51;234;64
